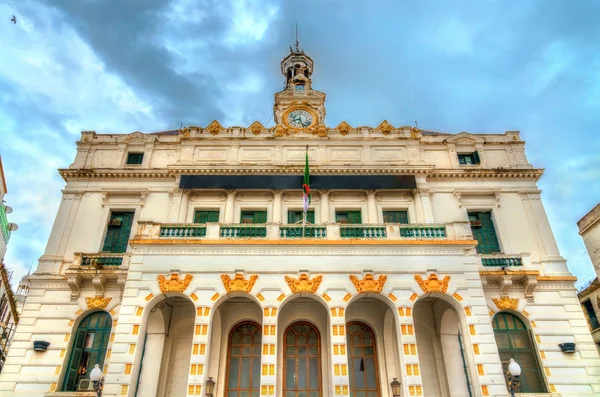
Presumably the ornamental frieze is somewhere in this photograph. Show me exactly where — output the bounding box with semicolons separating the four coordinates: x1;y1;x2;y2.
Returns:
157;273;193;293
492;296;519;311
222;273;258;293
285;273;323;293
86;296;112;309
415;273;450;293
349;274;387;293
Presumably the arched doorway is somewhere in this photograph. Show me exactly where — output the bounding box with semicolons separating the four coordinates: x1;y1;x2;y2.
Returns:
225;322;262;397
347;322;380;397
136;295;195;397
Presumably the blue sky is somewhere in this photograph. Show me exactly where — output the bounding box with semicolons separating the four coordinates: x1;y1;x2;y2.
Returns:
1;0;599;288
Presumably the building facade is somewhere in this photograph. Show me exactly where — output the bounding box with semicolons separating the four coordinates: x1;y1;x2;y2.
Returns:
0;155;19;264
1;48;599;397
577;204;600;352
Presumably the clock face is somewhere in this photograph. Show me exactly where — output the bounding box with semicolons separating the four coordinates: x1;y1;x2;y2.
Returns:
287;109;314;128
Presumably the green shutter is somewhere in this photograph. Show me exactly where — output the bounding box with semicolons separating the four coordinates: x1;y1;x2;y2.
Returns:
126;153;144;164
102;212;134;253
288;211;314;224
194;210;219;223
468;211;500;254
347;211;362;224
472;151;481;164
383;211;408;224
254;211;267;224
63;328;87;391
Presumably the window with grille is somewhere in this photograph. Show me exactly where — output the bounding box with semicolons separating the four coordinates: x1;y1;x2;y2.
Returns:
226;322;262;397
383;210;408;224
468;211;500;254
194;210;220;223
102;212;134;253
335;211;362;224
583;300;600;330
492;312;547;393
457;151;480;165
288;210;315;224
284;322;321;397
240;211;267;224
126;152;144;165
347;322;380;397
62;311;112;391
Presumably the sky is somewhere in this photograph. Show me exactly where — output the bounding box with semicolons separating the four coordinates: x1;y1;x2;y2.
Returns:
0;0;599;289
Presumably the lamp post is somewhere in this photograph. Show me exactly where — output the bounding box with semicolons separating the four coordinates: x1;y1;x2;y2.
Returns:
390;377;401;397
205;376;215;397
89;364;103;397
506;358;521;397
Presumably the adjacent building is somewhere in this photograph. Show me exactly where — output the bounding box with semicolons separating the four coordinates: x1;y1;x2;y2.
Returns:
1;47;599;397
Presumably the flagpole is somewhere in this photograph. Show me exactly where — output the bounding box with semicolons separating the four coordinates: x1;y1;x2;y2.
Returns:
303;144;308;237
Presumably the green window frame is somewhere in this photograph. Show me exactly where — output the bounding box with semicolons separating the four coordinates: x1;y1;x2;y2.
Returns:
288;210;315;224
468;211;500;254
492;312;547;393
126;152;144;165
226;322;262;397
335;211;362;224
347;322;380;397
62;311;112;391
194;210;220;223
583;300;600;330
383;210;409;224
102;212;134;253
457;151;480;165
240;211;267;224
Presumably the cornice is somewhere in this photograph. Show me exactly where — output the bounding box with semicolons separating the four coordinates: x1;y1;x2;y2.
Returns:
577;278;600;298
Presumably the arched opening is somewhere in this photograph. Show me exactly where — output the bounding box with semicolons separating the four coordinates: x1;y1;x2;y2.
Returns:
207;296;263;397
414;297;473;397
278;297;330;397
345;295;400;397
136;295;195;397
62;311;112;391
492;312;547;393
225;322;262;397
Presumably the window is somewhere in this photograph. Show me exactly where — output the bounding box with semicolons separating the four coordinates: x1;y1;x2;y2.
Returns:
468;211;500;254
226;322;262;397
284;322;321;397
492;313;547;393
288;210;315;224
240;211;267;224
62;311;112;391
347;322;380;397
335;211;362;224
383;210;408;224
194;210;220;223
295;84;305;95
583;300;600;330
102;212;134;253
126;152;144;165
457;152;480;165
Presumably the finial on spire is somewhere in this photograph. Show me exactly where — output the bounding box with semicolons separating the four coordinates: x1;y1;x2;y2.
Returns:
295;22;300;52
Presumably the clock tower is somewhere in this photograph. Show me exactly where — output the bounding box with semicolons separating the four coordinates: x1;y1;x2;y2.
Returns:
273;43;326;135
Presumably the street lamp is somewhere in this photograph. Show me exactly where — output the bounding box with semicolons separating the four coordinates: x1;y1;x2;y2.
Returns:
205;376;215;397
390;377;401;397
506;358;521;397
89;364;103;397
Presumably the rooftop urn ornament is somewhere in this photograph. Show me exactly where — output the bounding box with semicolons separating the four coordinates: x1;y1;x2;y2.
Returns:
90;363;104;397
506;358;521;397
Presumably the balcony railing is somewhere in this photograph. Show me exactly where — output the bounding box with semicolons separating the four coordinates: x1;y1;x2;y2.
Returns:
135;221;474;242
480;256;523;267
78;253;125;268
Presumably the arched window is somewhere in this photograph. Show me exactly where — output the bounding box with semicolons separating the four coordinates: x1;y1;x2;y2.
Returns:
284;322;321;397
492;312;547;393
347;322;380;397
226;322;262;397
62;311;112;391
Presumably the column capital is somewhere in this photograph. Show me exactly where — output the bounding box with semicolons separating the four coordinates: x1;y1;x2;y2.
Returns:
225;189;237;195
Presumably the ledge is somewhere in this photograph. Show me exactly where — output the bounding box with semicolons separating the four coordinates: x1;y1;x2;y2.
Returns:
129;238;479;246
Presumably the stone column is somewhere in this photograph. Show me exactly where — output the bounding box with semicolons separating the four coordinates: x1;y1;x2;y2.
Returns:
224;190;236;223
261;309;277;397
169;189;183;223
273;190;283;223
418;188;434;223
366;190;378;223
331;305;350;397
178;190;190;223
320;190;330;224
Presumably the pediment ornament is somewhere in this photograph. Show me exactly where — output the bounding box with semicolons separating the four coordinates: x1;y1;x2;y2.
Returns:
205;120;224;135
86;296;112;310
376;120;394;135
415;273;450;293
222;273;258;293
157;273;193;293
350;274;387;293
336;121;352;135
285;274;323;293
492;296;519;311
248;121;264;135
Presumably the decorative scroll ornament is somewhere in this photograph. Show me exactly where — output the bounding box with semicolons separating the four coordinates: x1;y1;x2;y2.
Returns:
285;274;323;293
274;124;287;137
349;274;387;293
205;120;224;135
222;273;258;293
248;121;264;135
157;273;193;293
415;273;450;293
86;296;112;309
336;121;352;135
317;125;328;137
376;120;394;135
492;296;519;311
180;127;190;138
410;127;421;139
